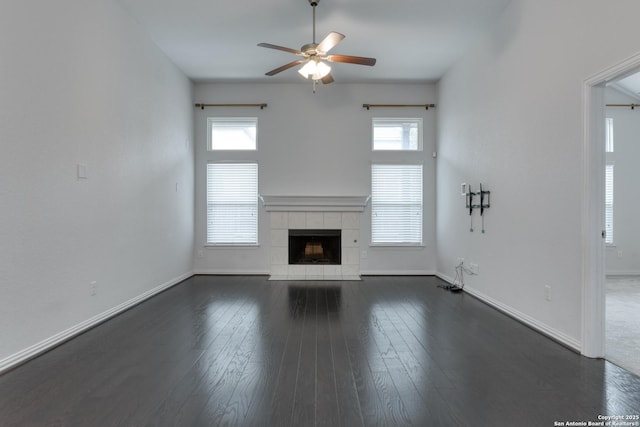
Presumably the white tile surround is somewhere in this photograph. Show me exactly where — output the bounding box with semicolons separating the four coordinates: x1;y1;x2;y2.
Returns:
261;196;369;281
269;211;362;280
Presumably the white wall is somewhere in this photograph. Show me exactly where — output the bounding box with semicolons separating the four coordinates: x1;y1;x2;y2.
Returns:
0;0;194;364
193;83;437;275
437;0;640;349
605;89;640;275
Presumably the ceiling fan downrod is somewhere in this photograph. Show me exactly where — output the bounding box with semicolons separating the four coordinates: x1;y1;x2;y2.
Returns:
309;0;319;44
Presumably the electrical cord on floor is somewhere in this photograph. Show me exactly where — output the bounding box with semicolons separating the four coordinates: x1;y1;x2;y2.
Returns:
438;260;476;293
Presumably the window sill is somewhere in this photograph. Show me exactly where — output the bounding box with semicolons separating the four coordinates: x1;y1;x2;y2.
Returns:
205;244;260;248
369;243;425;249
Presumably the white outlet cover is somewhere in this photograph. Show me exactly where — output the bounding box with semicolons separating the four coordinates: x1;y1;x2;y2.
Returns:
77;164;88;179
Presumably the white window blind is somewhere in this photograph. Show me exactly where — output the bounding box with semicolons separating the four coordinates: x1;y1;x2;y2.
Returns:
605;118;614;153
371;164;423;245
605;163;614;245
207;163;258;245
372;118;423;151
207;118;257;150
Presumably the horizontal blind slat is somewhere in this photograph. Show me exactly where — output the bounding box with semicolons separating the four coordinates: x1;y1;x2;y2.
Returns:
371;164;423;244
605;164;614;244
207;163;258;244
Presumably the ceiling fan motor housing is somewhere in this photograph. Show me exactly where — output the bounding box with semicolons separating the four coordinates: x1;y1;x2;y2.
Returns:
301;43;319;56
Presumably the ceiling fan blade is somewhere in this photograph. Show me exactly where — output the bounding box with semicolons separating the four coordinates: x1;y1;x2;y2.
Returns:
321;73;334;85
327;54;376;66
258;43;304;56
265;59;307;76
316;32;345;54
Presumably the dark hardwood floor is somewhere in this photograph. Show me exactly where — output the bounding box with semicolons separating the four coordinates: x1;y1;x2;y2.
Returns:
1;275;639;426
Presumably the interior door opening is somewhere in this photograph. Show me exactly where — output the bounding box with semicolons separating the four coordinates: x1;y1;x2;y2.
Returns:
583;53;640;373
602;72;640;376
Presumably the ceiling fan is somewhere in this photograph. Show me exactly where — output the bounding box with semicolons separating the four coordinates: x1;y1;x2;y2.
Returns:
258;0;376;91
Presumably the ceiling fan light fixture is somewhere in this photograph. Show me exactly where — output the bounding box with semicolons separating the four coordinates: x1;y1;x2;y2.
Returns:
298;59;331;80
258;0;375;90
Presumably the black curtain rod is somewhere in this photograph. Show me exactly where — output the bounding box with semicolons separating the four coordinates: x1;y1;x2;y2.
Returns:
363;104;436;110
606;103;640;110
195;103;267;110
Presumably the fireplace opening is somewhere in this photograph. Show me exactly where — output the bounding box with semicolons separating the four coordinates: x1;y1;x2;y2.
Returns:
288;229;341;265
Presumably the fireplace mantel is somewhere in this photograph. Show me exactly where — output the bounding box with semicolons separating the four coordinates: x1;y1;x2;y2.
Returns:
259;195;370;212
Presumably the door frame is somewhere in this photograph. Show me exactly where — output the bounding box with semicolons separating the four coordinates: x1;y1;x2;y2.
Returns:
582;52;640;358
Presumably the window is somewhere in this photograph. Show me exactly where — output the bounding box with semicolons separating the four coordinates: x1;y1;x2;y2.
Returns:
605;118;614;153
206;163;258;245
604;117;614;244
207;118;257;150
371;164;423;245
605;163;614;245
372;118;423;151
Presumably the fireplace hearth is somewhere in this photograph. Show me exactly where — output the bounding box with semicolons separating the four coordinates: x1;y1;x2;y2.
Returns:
289;229;341;265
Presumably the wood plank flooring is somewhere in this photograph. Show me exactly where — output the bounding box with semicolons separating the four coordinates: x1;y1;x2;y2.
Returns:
1;275;639;426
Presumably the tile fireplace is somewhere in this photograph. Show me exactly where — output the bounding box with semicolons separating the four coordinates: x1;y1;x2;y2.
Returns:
260;196;369;281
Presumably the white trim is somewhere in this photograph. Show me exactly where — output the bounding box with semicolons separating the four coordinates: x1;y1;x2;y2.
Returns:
259;195;371;212
206;117;258;151
371;117;424;151
193;269;270;275
0;272;193;375
435;272;581;351
436;272;455;284
361;270;436;276
268;275;362;281
582;50;640;359
463;285;582;353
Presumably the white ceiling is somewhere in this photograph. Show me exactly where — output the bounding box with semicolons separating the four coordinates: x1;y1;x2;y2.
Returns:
116;0;512;83
611;72;640;101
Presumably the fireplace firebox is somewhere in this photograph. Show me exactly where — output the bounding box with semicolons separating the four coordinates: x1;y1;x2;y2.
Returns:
288;229;341;265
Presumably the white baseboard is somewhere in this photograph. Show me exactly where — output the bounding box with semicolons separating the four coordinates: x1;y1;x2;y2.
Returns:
0;271;193;375
436;272;455;284
435;272;581;352
193;269;270;276
360;270;437;276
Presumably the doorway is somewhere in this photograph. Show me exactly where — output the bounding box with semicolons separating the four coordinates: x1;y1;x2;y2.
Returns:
603;76;640;376
583;53;640;376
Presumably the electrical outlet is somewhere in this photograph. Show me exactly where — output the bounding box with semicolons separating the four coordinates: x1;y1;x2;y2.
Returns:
544;285;551;302
361;250;367;259
77;164;88;180
470;263;479;274
197;250;204;258
90;281;97;296
617;250;623;259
